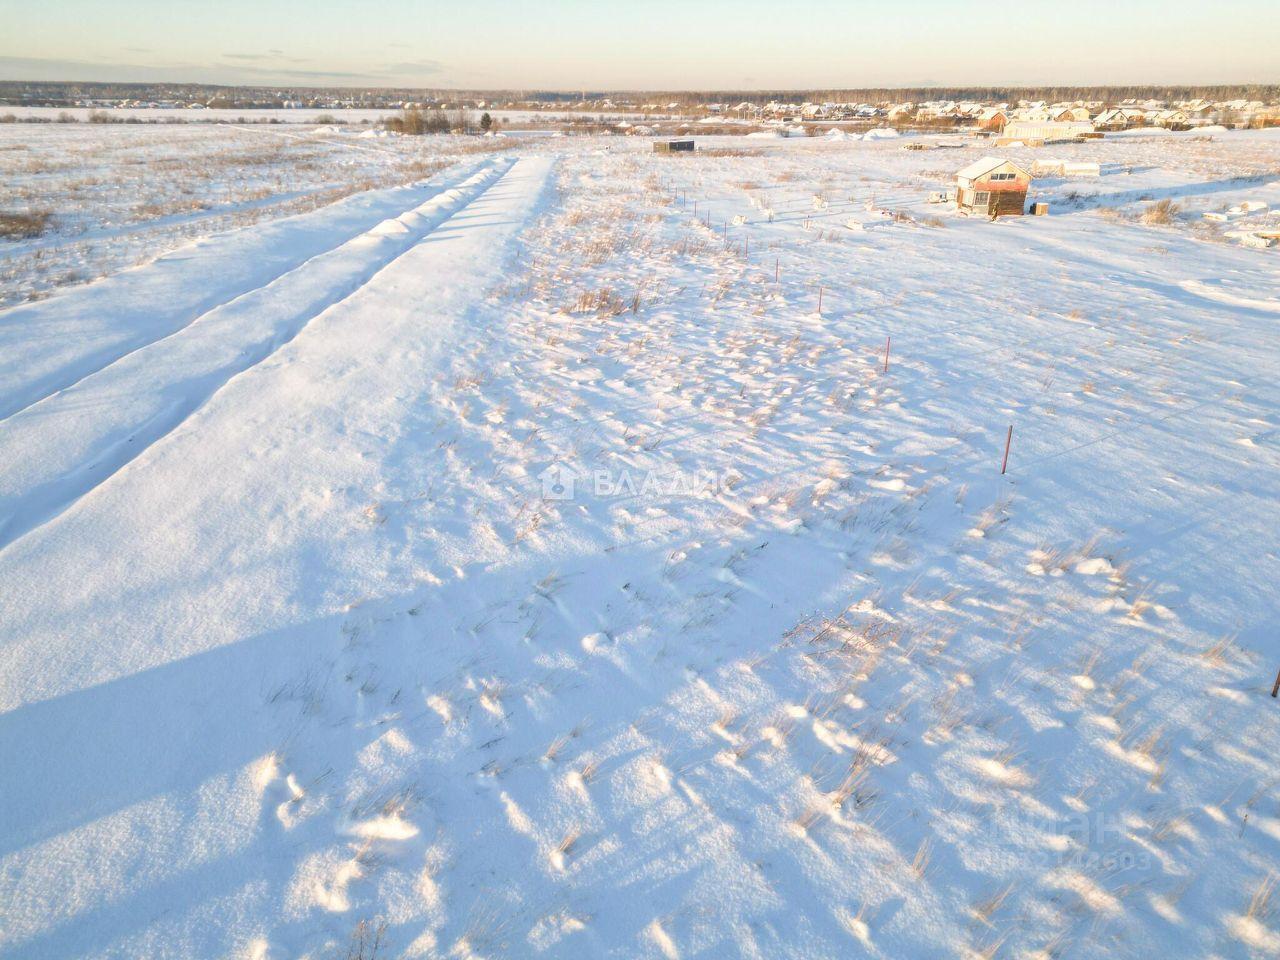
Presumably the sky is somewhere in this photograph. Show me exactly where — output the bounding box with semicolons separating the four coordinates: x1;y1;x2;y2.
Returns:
2;0;1277;90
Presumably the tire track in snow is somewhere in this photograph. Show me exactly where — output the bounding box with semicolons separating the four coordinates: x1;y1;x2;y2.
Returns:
0;157;495;424
0;159;520;554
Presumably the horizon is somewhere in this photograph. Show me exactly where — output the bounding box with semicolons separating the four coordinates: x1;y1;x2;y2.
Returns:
3;0;1278;90
5;79;1280;99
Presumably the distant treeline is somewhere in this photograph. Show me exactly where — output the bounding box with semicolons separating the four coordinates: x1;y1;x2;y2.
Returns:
3;80;1279;107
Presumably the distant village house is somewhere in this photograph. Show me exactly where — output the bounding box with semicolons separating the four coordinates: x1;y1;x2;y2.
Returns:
998;119;1093;145
976;107;1008;132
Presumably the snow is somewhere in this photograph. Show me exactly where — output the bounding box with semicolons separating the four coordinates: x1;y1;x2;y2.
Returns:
0;123;505;306
1;128;1279;959
956;155;1022;180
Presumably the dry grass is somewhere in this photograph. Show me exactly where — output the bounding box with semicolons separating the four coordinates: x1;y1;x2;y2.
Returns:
458;138;520;156
343;919;387;960
0;210;52;239
570;287;627;315
1141;198;1180;225
1246;873;1276;921
131;198;212;221
698;147;765;157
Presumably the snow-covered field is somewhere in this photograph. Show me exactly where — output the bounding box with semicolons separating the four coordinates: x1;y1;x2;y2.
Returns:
0;124;520;305
1;127;1279;959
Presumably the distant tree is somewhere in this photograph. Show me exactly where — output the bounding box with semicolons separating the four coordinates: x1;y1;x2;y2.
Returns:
384;106;450;135
480;111;493;132
448;107;470;133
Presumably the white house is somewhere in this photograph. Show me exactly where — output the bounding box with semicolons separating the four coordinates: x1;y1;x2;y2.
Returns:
1153;109;1190;128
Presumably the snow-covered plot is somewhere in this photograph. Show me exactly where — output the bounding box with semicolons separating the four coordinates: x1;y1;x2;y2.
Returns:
1;129;1279;959
0;123;512;305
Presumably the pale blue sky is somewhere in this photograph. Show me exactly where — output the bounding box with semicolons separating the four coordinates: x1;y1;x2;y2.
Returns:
2;0;1276;89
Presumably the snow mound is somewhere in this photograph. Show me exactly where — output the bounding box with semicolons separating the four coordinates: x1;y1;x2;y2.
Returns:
367;218;412;237
862;127;901;140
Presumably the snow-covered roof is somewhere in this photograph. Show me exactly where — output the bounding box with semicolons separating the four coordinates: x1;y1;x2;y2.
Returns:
956;156;1029;181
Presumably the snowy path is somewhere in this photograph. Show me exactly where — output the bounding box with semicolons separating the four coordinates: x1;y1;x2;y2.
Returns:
0;159;515;549
0;156;493;421
0;156;554;958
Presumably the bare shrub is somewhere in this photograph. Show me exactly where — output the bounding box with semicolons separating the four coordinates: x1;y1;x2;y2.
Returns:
447;107;473;133
384;107;450;136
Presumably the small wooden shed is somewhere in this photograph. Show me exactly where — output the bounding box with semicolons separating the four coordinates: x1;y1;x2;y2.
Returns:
954;156;1032;217
654;139;695;153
